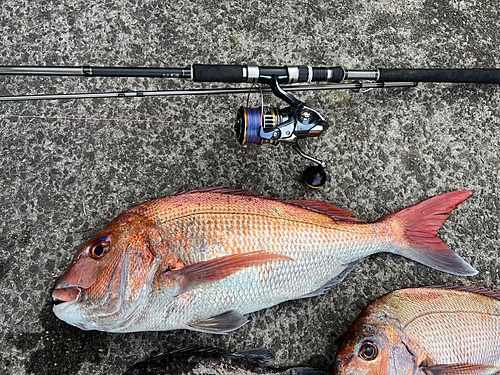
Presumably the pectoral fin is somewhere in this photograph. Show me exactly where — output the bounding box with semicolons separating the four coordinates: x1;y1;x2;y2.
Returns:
421;363;499;375
169;251;294;296
187;310;247;334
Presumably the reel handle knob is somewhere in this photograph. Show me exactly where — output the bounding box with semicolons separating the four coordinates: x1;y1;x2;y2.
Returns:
302;165;327;188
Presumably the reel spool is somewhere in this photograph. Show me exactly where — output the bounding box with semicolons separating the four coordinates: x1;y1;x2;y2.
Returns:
233;76;329;188
235;106;287;145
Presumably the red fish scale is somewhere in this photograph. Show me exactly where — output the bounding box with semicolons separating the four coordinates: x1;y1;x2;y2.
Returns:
142;193;360;262
123;193;386;331
379;288;500;368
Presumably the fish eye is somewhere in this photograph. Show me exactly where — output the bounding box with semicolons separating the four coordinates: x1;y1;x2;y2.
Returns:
90;240;109;259
359;342;378;361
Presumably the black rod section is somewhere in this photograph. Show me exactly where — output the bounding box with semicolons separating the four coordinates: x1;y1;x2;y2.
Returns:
378;69;500;84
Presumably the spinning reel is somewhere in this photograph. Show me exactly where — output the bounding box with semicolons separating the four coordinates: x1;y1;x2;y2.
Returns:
234;75;329;188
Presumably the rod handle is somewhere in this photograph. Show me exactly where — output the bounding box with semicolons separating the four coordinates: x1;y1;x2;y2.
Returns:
192;64;346;83
192;64;245;82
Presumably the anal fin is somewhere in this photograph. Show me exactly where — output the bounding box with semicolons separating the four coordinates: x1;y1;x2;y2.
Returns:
296;261;360;300
187;310;247;334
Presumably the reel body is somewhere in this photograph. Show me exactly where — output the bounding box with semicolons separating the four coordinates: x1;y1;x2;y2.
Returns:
233;75;329;187
235;105;326;146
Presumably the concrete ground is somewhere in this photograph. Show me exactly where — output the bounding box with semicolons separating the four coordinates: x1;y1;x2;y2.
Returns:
1;0;499;374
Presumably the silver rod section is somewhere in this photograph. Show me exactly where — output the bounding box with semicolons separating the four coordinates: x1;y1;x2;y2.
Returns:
0;82;416;102
0;67;83;75
345;70;380;81
0;66;191;78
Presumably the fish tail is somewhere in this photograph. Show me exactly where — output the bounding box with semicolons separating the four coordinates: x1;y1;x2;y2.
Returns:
379;190;478;276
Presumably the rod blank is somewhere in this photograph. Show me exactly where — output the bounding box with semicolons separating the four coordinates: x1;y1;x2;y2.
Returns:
379;68;500;84
2;65;500;84
0;82;417;102
0;66;191;78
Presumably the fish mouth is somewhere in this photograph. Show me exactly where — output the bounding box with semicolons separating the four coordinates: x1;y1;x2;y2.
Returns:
52;286;87;328
52;286;82;305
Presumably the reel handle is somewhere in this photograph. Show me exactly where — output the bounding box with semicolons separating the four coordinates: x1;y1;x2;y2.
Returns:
292;144;327;188
302;165;327;189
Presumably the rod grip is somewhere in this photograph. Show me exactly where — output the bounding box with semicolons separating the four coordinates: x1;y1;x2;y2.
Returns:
192;64;245;82
379;68;500;84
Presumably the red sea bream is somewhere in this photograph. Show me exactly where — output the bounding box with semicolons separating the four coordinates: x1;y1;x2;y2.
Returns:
334;286;500;375
52;187;477;333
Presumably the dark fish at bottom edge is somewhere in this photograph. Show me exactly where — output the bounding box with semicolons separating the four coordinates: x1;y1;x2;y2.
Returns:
123;347;328;375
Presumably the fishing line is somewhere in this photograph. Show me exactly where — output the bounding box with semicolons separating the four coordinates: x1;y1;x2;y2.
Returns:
0;89;307;127
0;114;232;126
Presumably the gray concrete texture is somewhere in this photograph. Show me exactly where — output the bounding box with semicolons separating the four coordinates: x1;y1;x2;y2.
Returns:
0;0;499;374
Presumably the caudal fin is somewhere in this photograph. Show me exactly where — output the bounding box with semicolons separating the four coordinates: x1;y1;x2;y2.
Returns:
379;191;477;276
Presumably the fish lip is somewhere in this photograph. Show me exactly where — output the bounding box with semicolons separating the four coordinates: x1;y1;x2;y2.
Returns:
52;286;82;305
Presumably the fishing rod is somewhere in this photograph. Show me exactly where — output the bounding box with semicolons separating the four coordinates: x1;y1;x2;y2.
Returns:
2;64;500;187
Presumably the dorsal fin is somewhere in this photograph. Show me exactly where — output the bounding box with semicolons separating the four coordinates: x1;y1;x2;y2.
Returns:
179;186;267;198
281;199;359;222
178;186;359;222
421;285;500;302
